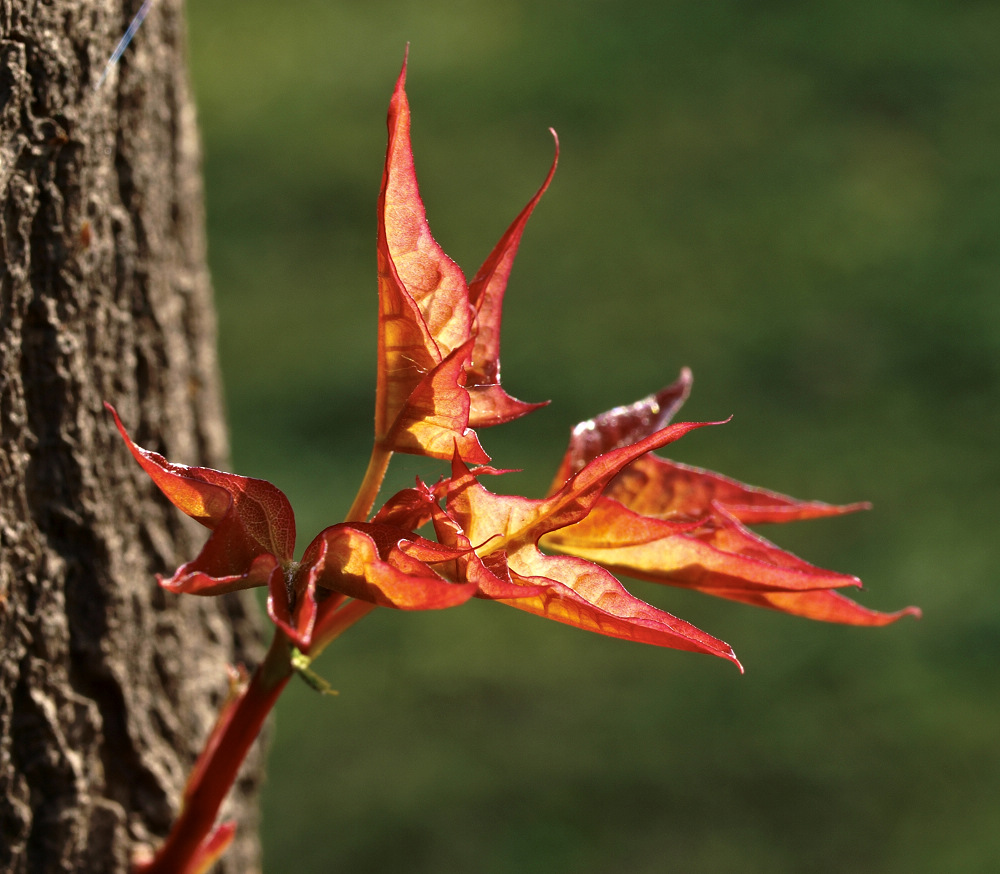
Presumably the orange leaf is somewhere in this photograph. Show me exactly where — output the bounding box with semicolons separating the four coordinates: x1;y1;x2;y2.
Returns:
454;419;719;550
375;55;479;460
442;424;741;667
373;476;548;601
379;342;487;463
107;403;293;595
371;481;438;531
302;522;476;611
712;587;921;625
543;496;864;598
374;54;549;460
500;553;739;667
268;521;477;652
543;385;920;625
606;453;869;525
466;132;557;427
549;368;694;489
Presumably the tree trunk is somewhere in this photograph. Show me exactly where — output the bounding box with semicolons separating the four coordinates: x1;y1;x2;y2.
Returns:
1;1;264;871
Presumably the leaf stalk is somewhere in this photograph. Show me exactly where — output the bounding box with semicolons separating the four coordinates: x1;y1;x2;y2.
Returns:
345;442;393;522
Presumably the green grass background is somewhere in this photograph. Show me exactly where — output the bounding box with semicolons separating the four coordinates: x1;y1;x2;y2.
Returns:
184;2;998;871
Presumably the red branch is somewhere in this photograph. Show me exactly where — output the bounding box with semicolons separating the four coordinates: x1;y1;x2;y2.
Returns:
135;635;294;874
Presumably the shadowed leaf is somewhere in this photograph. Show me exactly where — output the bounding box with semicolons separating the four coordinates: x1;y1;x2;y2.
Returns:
107;403;293;594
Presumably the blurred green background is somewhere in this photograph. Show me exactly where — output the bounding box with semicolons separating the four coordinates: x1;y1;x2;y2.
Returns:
184;2;997;872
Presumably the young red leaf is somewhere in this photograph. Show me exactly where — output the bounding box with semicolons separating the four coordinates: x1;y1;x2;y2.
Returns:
606;453;870;525
371;475;546;600
378;341;487;463
541;496;862;594
714;587;921;625
374;54;550;461
421;483;553;601
544;384;920;625
550;370;866;523
266;562;325;653
454;419;720;551
634;502;922;624
375;56;484;462
371;480;438;531
465;133;557;427
549;368;694;489
498;549;740;666
442;425;742;668
107;403;293;594
270;519;478;652
302;522;477;611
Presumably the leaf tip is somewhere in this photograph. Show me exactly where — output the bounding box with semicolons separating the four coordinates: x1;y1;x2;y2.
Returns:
844;500;873;513
104;400;127;437
401;43;410;74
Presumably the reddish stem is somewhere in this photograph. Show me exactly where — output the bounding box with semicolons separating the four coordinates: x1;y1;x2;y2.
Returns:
311;597;379;660
135;633;294;874
136;441;393;871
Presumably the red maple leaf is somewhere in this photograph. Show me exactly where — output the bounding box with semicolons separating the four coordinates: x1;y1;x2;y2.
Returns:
541;370;921;625
437;422;745;668
374;55;551;463
107;403;475;657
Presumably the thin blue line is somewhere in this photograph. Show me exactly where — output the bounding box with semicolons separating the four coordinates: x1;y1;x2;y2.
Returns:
94;0;156;90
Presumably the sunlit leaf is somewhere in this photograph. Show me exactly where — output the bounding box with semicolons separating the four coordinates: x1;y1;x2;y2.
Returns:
375;56;480;461
543;386;920;625
716;587;921;625
542;497;862;594
549;368;694;489
606;453;870;525
378;342;487;463
442;423;742;667
302;522;476;611
374;55;549;461
466;133;557;427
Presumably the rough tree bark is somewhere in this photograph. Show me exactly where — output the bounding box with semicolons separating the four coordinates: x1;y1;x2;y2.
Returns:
1;1;264;871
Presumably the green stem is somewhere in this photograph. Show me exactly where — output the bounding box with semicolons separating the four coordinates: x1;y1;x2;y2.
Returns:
345;442;393;523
